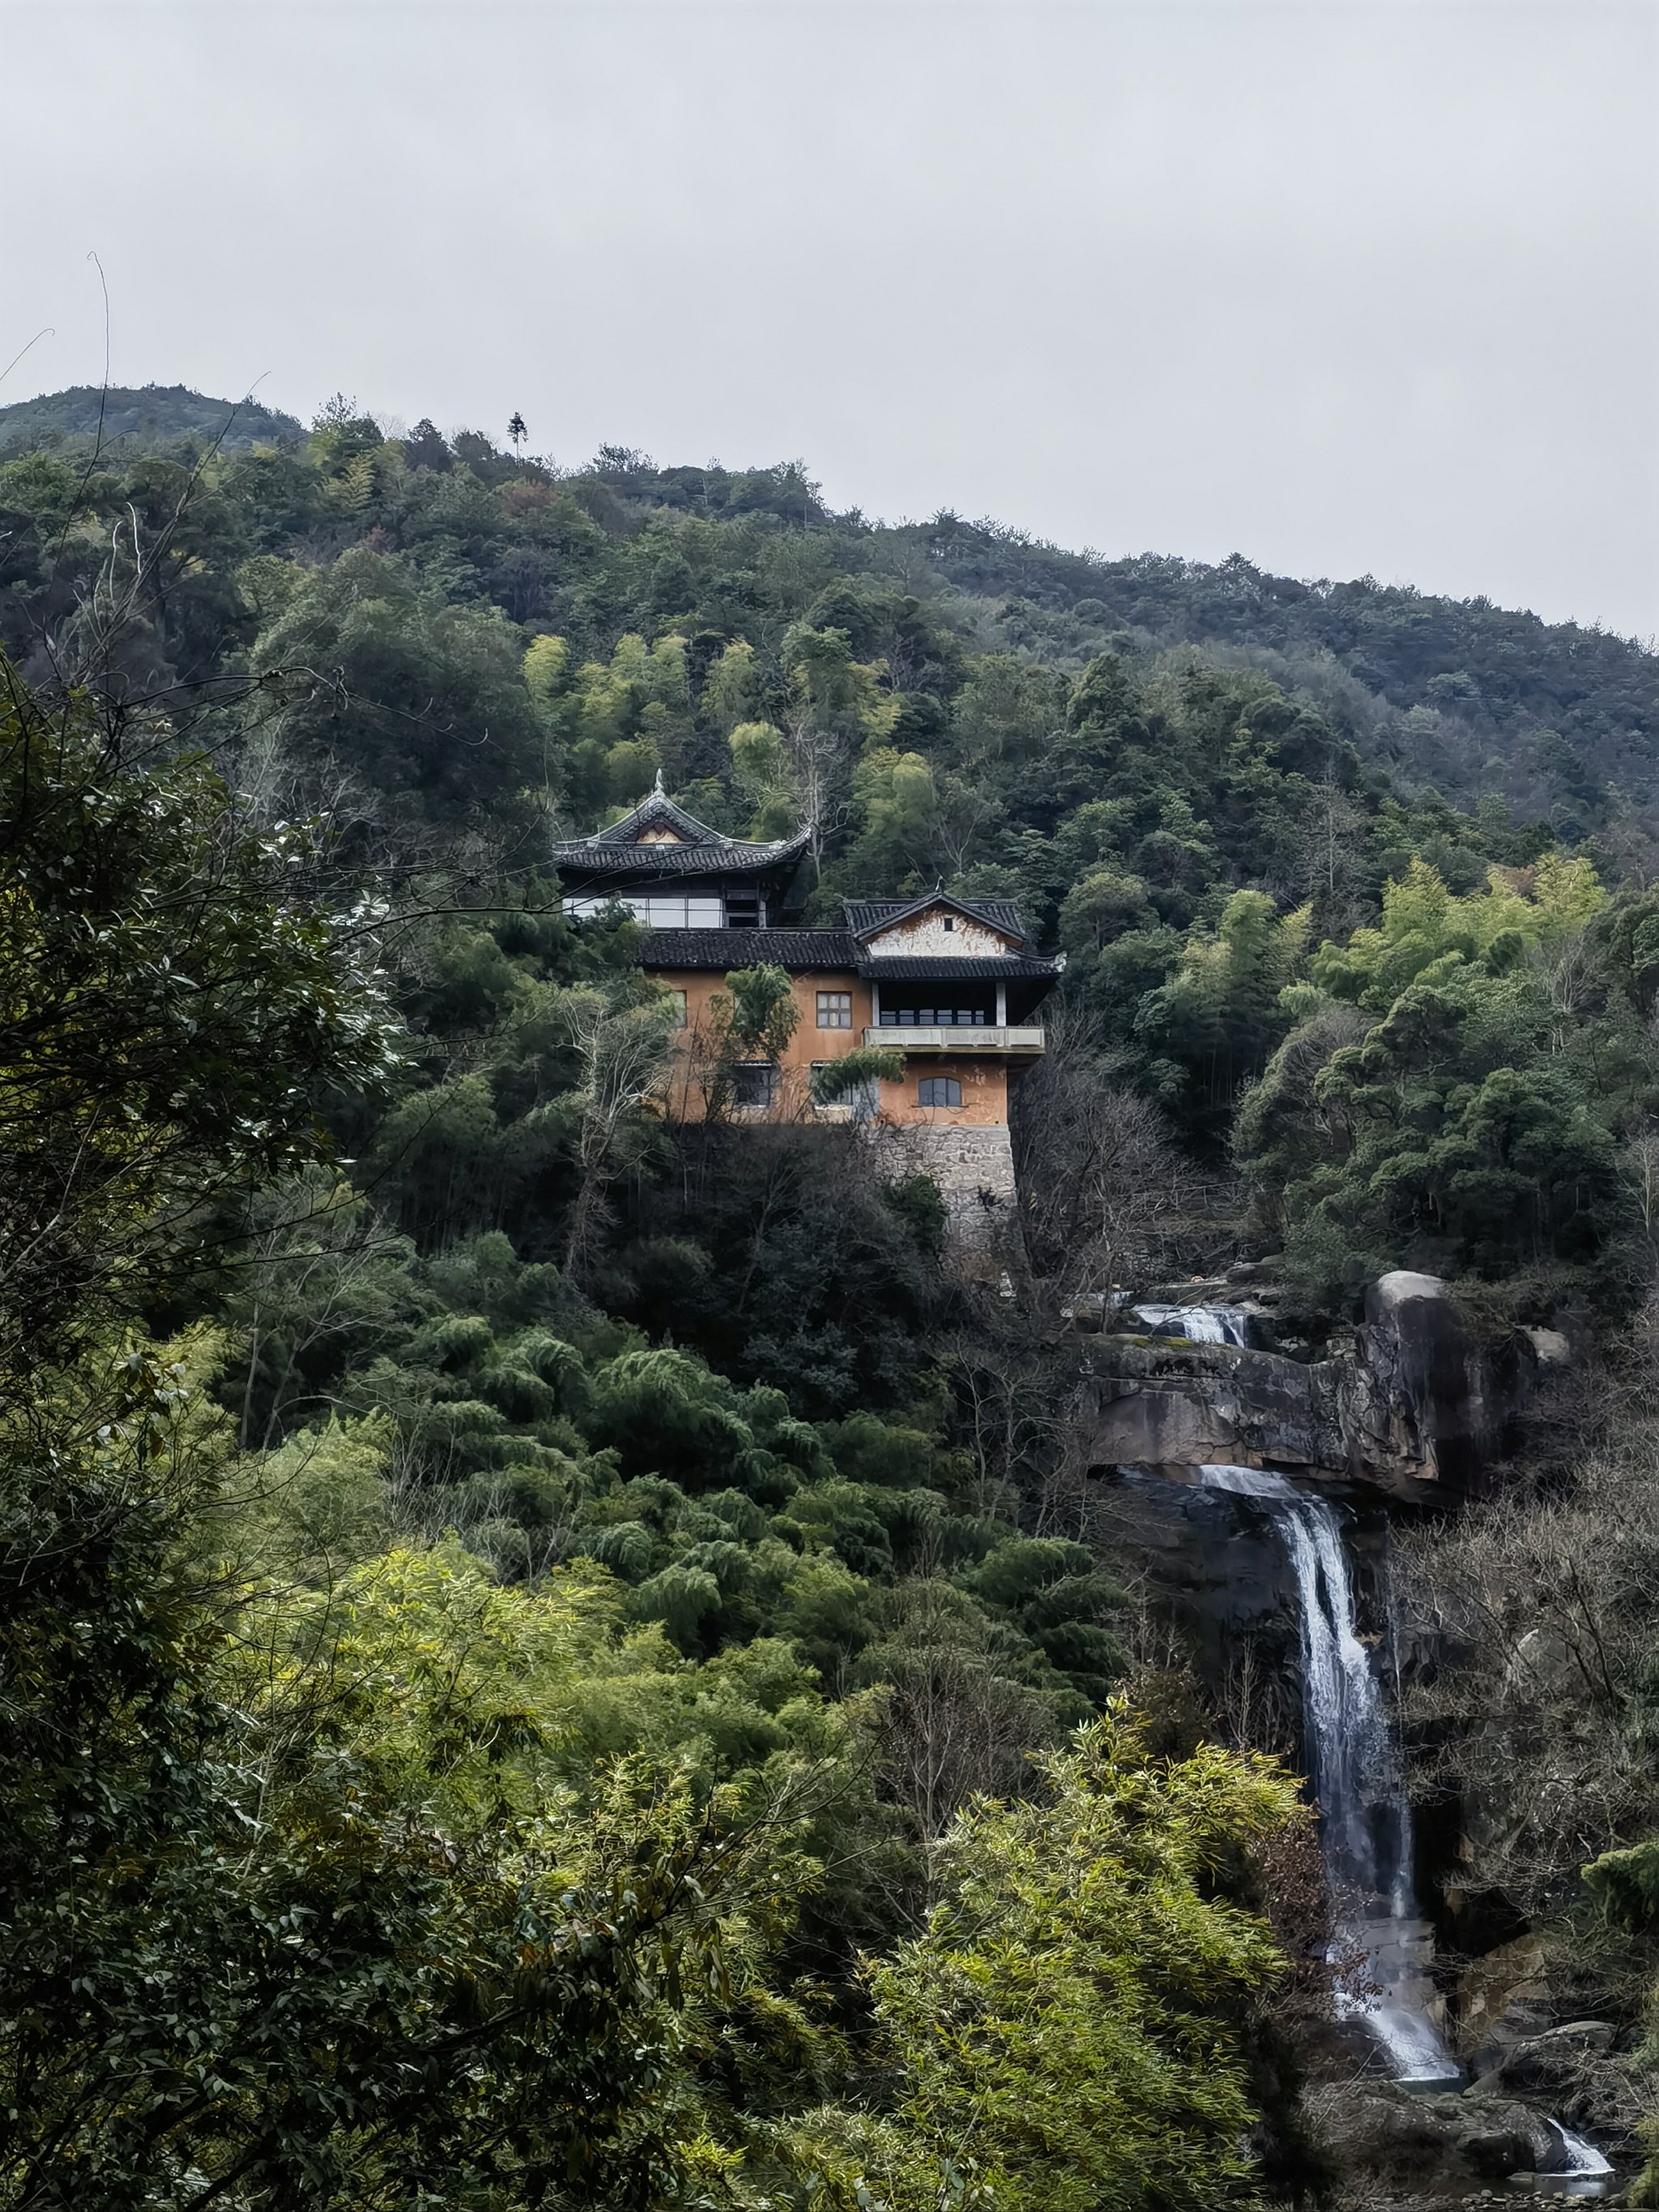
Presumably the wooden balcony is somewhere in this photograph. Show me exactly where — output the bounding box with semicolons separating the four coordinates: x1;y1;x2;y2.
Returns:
864;1025;1046;1055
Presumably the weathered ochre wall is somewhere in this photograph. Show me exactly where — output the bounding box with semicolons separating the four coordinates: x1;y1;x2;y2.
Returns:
876;1055;1009;1127
651;966;870;1119
646;966;1014;1127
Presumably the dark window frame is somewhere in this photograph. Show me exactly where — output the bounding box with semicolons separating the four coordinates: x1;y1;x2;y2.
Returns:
732;1060;778;1110
917;1076;963;1108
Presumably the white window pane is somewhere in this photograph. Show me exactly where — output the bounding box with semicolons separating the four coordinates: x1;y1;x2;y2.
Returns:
687;898;723;927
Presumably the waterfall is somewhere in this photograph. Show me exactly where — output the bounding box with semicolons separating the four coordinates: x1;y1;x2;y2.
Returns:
1192;1461;1613;2175
1194;1462;1461;2083
1124;1304;1615;2178
1133;1302;1251;1346
1549;2121;1614;2184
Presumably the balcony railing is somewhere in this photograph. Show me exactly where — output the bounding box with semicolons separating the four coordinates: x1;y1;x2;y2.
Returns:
864;1025;1045;1055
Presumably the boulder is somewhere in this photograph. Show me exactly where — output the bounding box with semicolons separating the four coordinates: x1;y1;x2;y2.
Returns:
1226;1255;1281;1285
1349;1272;1533;1491
1456;1933;1554;2061
1469;2023;1643;2146
1311;2080;1580;2188
1477;2021;1617;2096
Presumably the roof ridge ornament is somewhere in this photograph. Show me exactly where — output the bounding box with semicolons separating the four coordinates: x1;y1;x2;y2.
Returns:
653;767;665;794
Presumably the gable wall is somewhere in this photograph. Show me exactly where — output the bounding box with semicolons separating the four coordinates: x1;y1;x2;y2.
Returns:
862;910;1011;959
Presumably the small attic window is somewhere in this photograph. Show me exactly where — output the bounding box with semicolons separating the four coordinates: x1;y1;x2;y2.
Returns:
943;915;955;931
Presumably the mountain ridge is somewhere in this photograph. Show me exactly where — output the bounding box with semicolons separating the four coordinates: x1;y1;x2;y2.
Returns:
0;381;304;455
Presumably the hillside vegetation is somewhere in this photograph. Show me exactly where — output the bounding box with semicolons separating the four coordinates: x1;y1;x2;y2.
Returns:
0;381;304;457
4;388;1659;2208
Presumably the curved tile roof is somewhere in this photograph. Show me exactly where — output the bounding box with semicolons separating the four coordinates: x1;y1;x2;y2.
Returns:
553;841;809;876
552;785;812;873
634;928;1063;980
854;953;1064;981
639;927;856;970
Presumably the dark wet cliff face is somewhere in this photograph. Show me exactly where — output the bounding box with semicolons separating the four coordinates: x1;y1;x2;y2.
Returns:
1094;1466;1303;1670
1093;1465;1398;1687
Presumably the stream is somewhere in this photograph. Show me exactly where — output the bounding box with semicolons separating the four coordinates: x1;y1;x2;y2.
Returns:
1132;1306;1614;2185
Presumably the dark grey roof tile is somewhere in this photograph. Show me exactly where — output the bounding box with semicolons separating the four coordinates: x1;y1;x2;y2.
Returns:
854;953;1063;981
552;786;812;872
552;841;808;877
637;928;858;970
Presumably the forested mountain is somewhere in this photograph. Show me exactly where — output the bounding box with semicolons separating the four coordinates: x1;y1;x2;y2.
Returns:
4;383;1653;830
0;381;304;457
5;388;1659;2208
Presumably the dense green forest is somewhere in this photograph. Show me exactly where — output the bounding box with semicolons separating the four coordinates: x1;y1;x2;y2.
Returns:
6;386;1659;2208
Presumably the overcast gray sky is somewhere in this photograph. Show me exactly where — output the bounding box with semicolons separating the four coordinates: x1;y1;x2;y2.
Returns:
9;1;1657;637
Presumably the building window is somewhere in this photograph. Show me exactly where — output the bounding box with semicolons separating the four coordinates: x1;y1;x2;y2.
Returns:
732;1061;778;1110
812;1062;880;1119
643;895;723;928
561;894;723;927
879;1005;987;1027
817;990;852;1029
917;1076;963;1108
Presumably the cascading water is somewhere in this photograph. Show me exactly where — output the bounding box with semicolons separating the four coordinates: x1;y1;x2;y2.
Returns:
1193;1462;1460;2084
1133;1303;1251;1346
1549;2122;1616;2190
1192;1457;1611;2178
1128;1298;1616;2177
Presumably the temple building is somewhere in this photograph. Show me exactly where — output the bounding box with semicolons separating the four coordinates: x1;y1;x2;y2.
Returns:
551;783;1063;1244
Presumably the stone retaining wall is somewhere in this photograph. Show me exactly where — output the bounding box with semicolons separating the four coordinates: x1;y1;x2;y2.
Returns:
876;1122;1018;1272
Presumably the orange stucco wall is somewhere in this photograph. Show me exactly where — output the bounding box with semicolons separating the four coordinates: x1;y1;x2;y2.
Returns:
648;965;1015;1127
876;1055;1009;1127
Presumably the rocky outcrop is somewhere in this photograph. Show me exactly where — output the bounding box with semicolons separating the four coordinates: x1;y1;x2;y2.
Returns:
1456;1933;1555;2061
1079;1335;1333;1472
1310;2081;1598;2187
1351;1272;1532;1491
1083;1466;1304;1670
1471;2023;1645;2150
1078;1272;1544;1498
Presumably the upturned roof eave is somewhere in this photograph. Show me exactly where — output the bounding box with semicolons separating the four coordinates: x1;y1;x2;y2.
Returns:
551;790;815;871
629;927;1064;980
552;840;809;880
